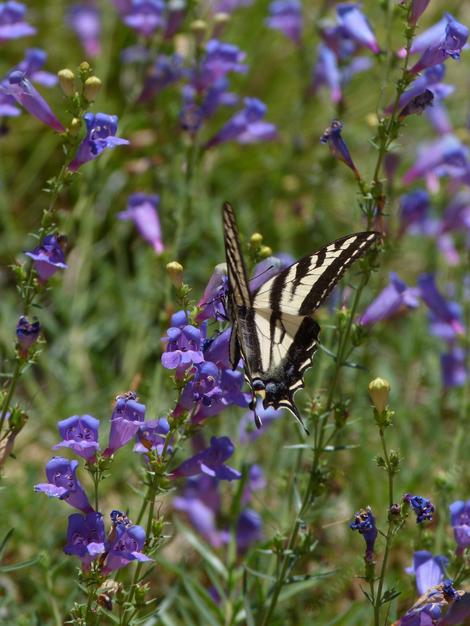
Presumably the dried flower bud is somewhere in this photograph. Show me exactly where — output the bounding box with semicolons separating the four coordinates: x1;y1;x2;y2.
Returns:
368;377;390;413
58;69;76;97
166;261;184;288
83;76;102;102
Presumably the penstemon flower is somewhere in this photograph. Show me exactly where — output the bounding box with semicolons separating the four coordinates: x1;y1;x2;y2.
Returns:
34;457;94;513
104;392;146;457
449;499;470;555
69;112;129;171
121;0;165;37
349;506;377;562
16;316;40;356
0;1;36;42
171;436;241;480
336;3;380;54
403;494;435;524
118;193;164;254
64;512;106;569
52;415;100;461
25;234;68;282
67;4;102;58
266;0;303;44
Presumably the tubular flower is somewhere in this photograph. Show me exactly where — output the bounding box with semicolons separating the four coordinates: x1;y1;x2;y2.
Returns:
64;512;106;569
266;0;302;44
16;316;40;355
102;517;151;574
405;550;448;595
133;418;170;457
34;457;93;513
404;494;435;524
402;135;468;188
104;393;146;457
25;234;68;282
320;119;359;178
67;4;102;57
349;506;377;562
417;274;465;337
118;193;164;254
161;311;205;374
410;14;468;74
69;113;129;171
53;415;100;461
441;347;467;389
336;3;380;53
171;436;241;481
122;0;165;37
449;500;470;555
358;273;420;326
0;1;36;42
236;508;263;554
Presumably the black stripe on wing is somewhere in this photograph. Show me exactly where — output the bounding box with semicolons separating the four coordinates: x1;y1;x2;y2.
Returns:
222;202;251;308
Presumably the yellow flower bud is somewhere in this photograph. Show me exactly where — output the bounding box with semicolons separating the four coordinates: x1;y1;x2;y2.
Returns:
368;378;391;413
68;117;81;136
250;232;263;245
79;61;91;73
214;12;230;25
58;69;76;97
83;76;102;102
190;19;207;34
166;261;184;288
260;246;272;259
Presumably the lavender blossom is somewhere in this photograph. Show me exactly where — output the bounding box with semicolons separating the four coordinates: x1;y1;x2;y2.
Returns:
64;512;105;568
25;234;68;282
403;135;468;188
67;4;101;57
118;193;164;254
320;119;359;178
405;550;448;595
171;436;241;481
449;500;470;555
417;274;465;336
0;1;36;42
12;48;57;87
387;64;446;115
409;0;431;27
195;39;247;91
161;311;204;374
0;72;64;132
122;0;165;37
399;189;435;235
311;43;342;104
102;520;151;574
410;15;468;74
34;457;93;513
349;506;377;562
336;3;380;54
358;273;420;326
53;415;100;461
133;418;170;456
266;0;302;44
196;264;228;322
441;347;467;389
440;192;470;233
404;494;435;524
104;393;146;457
69;113;129;171
205;97;277;149
139;53;183;101
16;315;40;355
236;508;262;553
398;89;434;120
203;328;232;369
396;580;464;625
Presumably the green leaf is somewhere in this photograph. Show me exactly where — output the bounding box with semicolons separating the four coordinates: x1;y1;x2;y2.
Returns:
0;555;40;572
0;528;14;558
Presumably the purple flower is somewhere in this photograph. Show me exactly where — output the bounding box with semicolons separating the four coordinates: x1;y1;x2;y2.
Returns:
16;315;40;355
69;113;129;171
139;53;183;101
205;97;277;149
118;193;164;254
122;0;164;37
197;264;229;322
266;0;302;44
320;119;360;178
104;393;146;457
449;500;470;555
0;71;64;132
405;550;448;595
311;44;342;104
197;40;247;90
403;135;469;188
336;3;380;54
171;436;241;481
426;99;453;136
53;415;100;461
440;192;470;233
239;401;281;442
387;64;446;115
0;1;36;42
203;328;232;369
64;512;105;568
399;189;433;235
34;457;93;512
25;234;67;282
350;506;377;562
242;464;267;504
161;312;204;374
417;274;465;336
12;48;57;87
133;418;170;456
404;494;435;524
250;253;294;292
358;273;420;326
67;4;101;57
236;508;262;553
441;347;467;389
173;475;230;548
410;15;468;74
163;0;185;39
396;580;465;625
398;89;434;120
102;520;151;574
409;0;431;26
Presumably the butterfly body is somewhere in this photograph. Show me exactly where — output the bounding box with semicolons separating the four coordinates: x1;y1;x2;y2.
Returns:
222;202;379;429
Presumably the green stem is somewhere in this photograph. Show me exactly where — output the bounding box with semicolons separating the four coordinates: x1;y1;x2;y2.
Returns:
174;137;198;258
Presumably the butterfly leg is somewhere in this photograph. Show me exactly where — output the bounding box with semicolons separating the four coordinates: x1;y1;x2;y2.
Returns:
248;397;263;429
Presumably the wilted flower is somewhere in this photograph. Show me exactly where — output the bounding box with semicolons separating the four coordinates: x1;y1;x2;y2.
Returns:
122;0;165;37
441;347;467;389
266;0;302;44
0;1;36;42
34;457;93;512
417;274;465;336
405;550;448;595
102;519;151;574
336;3;380;54
104;393;146;457
205;97;277;149
349;506;377;562
410;14;468;74
25;234;68;282
358;273;420;326
69;112;129;171
404;494;435;524
449;499;470;555
64;512;106;568
0;71;64;132
171;436;241;481
236;508;262;553
16;315;40;355
53;415;100;461
320;119;360;178
67;4;101;57
161;311;205;374
133;418;170;456
118;193;164;254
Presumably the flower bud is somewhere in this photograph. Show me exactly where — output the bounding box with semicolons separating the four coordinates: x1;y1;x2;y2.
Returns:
166;261;184;288
250;232;263;245
191;19;207;34
368;377;391;413
69;117;81;135
260;245;272;259
79;61;91;74
58;69;76;97
83;76;102;102
213;12;230;37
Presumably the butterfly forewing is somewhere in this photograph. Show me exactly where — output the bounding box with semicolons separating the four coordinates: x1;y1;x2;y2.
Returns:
222;202;251;308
